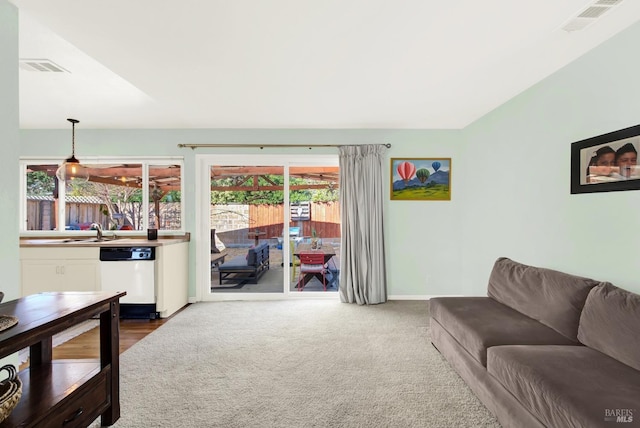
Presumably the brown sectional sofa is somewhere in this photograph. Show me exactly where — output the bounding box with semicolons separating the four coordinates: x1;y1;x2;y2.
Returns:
430;257;640;428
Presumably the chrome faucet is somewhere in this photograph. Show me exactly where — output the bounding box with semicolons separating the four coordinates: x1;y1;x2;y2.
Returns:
90;223;103;240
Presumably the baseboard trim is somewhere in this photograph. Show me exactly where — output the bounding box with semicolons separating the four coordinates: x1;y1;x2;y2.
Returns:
388;295;428;300
388;294;465;300
188;294;465;302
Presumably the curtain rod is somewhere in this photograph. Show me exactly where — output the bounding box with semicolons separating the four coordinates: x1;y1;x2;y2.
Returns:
177;143;391;150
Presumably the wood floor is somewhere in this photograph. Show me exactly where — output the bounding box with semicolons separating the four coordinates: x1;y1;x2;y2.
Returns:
19;311;180;370
52;317;170;360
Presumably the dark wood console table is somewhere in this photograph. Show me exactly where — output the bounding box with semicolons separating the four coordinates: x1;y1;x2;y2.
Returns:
0;291;126;427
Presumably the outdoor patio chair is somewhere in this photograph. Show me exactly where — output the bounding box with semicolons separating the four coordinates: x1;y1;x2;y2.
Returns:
290;239;301;282
277;227;302;250
211;229;221;253
327;256;340;289
297;251;328;291
289;226;301;238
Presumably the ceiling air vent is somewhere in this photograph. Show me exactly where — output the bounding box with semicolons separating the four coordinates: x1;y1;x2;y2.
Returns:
578;6;610;18
562;0;624;32
594;0;623;5
19;59;68;73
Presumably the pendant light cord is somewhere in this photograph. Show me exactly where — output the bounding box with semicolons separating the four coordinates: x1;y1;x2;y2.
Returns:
71;122;75;155
67;118;79;158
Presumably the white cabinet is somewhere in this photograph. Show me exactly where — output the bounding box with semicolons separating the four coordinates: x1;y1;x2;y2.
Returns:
155;242;188;318
20;247;100;296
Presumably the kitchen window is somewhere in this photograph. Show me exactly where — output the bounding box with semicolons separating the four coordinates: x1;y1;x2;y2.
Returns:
21;158;184;233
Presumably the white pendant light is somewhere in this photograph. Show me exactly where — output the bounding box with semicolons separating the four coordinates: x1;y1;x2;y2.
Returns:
56;118;89;182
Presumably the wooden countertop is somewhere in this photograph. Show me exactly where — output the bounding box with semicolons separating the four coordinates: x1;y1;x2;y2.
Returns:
20;233;190;248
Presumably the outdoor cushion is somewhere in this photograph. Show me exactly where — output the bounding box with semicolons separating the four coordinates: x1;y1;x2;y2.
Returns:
487;257;599;341
488;345;640;428
429;297;577;366
218;255;256;272
219;243;269;272
577;282;640;371
247;243;267;265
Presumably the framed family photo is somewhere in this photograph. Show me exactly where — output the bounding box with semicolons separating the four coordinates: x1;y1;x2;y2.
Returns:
570;124;640;194
390;158;451;201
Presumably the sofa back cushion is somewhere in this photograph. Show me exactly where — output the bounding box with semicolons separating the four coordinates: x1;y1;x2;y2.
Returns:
487;257;599;341
578;282;640;371
246;243;268;266
246;246;257;266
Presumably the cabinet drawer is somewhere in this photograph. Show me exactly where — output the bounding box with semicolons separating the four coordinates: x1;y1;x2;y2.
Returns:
37;367;110;428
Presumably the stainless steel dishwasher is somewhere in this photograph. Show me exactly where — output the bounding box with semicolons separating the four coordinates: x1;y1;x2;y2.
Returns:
100;246;158;319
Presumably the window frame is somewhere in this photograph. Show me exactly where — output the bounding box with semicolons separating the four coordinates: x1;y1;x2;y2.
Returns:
20;156;185;235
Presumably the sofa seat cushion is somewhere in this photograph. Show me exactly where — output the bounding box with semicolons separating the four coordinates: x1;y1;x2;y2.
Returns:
218;255;255;271
578;282;640;371
488;345;640;428
429;297;577;366
487;257;600;341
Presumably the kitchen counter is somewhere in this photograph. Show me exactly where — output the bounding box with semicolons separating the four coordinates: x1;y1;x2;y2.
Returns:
19;233;190;318
20;233;190;248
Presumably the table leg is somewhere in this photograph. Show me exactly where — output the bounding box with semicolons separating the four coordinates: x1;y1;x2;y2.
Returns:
30;337;53;366
100;300;121;425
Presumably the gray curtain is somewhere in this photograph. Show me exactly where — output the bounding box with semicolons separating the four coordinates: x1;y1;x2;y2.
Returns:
338;145;387;305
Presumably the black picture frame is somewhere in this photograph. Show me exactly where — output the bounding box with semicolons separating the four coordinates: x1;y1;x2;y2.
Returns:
570;124;640;194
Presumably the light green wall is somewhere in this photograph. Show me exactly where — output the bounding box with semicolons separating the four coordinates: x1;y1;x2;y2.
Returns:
384;132;464;296
458;21;640;295
1;1;20;301
17;19;640;298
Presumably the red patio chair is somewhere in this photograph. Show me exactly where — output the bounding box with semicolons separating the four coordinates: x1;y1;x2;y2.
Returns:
297;251;328;291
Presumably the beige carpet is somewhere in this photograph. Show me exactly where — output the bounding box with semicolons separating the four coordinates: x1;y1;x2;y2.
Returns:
94;300;500;428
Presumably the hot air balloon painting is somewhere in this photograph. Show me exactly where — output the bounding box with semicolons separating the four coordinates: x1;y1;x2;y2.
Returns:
396;161;416;184
390;158;451;201
416;168;430;183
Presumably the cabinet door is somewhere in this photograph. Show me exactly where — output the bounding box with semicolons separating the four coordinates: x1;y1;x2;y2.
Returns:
61;260;100;292
21;260;61;295
21;259;99;295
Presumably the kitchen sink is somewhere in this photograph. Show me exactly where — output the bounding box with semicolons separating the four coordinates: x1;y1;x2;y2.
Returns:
58;237;121;243
61;238;100;243
24;236;140;245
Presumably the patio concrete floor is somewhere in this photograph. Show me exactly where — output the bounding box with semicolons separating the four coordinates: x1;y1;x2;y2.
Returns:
210;243;340;293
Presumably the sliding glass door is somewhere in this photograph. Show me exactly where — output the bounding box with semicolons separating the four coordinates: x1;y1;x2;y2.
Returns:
196;154;339;300
209;164;285;294
288;165;341;292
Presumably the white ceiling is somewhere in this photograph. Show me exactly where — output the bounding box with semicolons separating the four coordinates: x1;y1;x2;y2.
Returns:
11;0;640;129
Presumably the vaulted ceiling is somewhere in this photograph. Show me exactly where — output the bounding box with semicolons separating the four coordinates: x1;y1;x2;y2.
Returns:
11;0;640;129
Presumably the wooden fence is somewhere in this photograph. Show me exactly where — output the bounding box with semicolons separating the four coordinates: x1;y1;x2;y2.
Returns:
27;199;340;241
212;202;341;247
27;200;107;230
26;199;182;231
250;202;341;239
